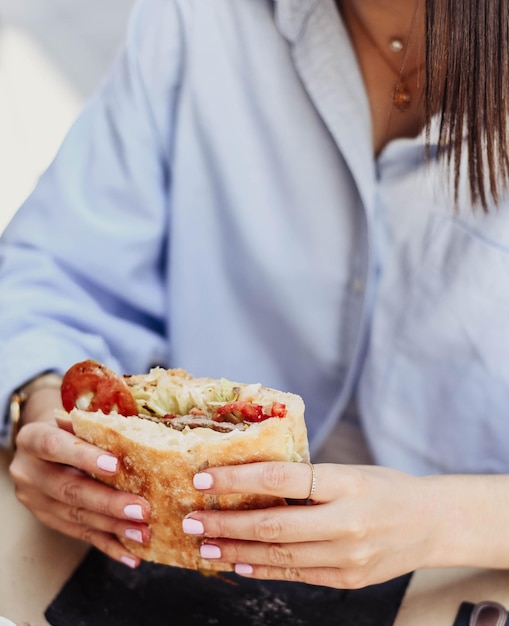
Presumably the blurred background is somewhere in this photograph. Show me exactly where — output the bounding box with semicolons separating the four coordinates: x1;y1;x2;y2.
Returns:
0;0;136;232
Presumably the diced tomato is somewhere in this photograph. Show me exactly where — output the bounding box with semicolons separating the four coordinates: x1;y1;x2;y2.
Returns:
269;402;287;418
216;400;261;422
61;360;138;416
215;400;286;423
239;402;265;422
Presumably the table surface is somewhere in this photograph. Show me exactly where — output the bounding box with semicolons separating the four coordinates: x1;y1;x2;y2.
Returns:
2;450;509;626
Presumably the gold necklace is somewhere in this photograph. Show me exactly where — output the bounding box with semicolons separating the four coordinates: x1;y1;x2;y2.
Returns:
343;2;425;113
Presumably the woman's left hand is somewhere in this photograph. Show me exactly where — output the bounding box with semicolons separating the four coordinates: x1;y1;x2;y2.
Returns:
181;462;448;589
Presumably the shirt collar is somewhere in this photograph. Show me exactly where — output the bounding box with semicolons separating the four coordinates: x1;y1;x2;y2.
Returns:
274;0;320;42
274;0;376;214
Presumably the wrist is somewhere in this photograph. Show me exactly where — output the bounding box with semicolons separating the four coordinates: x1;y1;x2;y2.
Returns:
422;474;509;569
417;475;463;568
10;373;63;448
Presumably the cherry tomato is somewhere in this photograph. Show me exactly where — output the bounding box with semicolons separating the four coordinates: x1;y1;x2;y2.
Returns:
61;359;138;416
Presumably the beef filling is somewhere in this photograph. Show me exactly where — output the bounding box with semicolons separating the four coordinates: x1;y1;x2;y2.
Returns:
139;414;246;433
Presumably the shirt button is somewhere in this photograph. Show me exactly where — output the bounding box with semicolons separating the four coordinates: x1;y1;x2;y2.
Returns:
351;277;364;294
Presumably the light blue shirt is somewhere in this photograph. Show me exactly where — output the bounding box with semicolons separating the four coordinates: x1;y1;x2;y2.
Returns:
2;0;509;475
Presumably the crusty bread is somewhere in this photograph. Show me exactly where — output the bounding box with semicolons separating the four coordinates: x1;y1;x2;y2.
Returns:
69;371;309;571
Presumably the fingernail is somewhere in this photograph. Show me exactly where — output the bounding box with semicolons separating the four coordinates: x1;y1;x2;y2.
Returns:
125;528;143;543
182;518;205;535
235;563;254;575
193;472;214;490
200;544;221;559
121;556;137;569
97;454;118;472
124;504;144;521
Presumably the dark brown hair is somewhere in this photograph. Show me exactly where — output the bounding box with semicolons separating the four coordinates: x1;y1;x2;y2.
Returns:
426;0;509;210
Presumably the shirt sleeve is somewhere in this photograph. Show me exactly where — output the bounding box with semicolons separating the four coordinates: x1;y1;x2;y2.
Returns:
0;0;183;446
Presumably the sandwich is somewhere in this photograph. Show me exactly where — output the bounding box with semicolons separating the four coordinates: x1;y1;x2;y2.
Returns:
60;360;309;571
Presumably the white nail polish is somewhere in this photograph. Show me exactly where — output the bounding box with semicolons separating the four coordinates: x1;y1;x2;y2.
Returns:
121;556;137;569
125;528;143;543
200;544;221;559
124;504;144;521
193;472;214;490
182;518;205;534
97;454;118;472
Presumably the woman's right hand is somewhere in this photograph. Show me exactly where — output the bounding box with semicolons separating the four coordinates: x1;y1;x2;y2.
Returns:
8;386;150;568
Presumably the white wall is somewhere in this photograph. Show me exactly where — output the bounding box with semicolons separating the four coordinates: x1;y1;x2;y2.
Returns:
0;0;135;231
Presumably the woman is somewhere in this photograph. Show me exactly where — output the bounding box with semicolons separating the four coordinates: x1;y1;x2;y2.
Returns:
3;0;509;588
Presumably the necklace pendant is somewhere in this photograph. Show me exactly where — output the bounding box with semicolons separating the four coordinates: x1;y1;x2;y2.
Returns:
393;82;411;112
389;37;404;53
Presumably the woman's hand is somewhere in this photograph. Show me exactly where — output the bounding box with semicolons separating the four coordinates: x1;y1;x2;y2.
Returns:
181;461;464;589
8;387;150;568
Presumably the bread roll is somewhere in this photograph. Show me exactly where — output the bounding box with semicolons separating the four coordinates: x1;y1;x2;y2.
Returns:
65;365;309;571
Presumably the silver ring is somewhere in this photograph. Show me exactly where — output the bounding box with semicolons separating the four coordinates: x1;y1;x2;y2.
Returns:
307;463;317;501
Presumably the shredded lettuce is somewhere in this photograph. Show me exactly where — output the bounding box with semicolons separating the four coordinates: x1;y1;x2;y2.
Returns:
213;378;240;403
129;370;241;418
